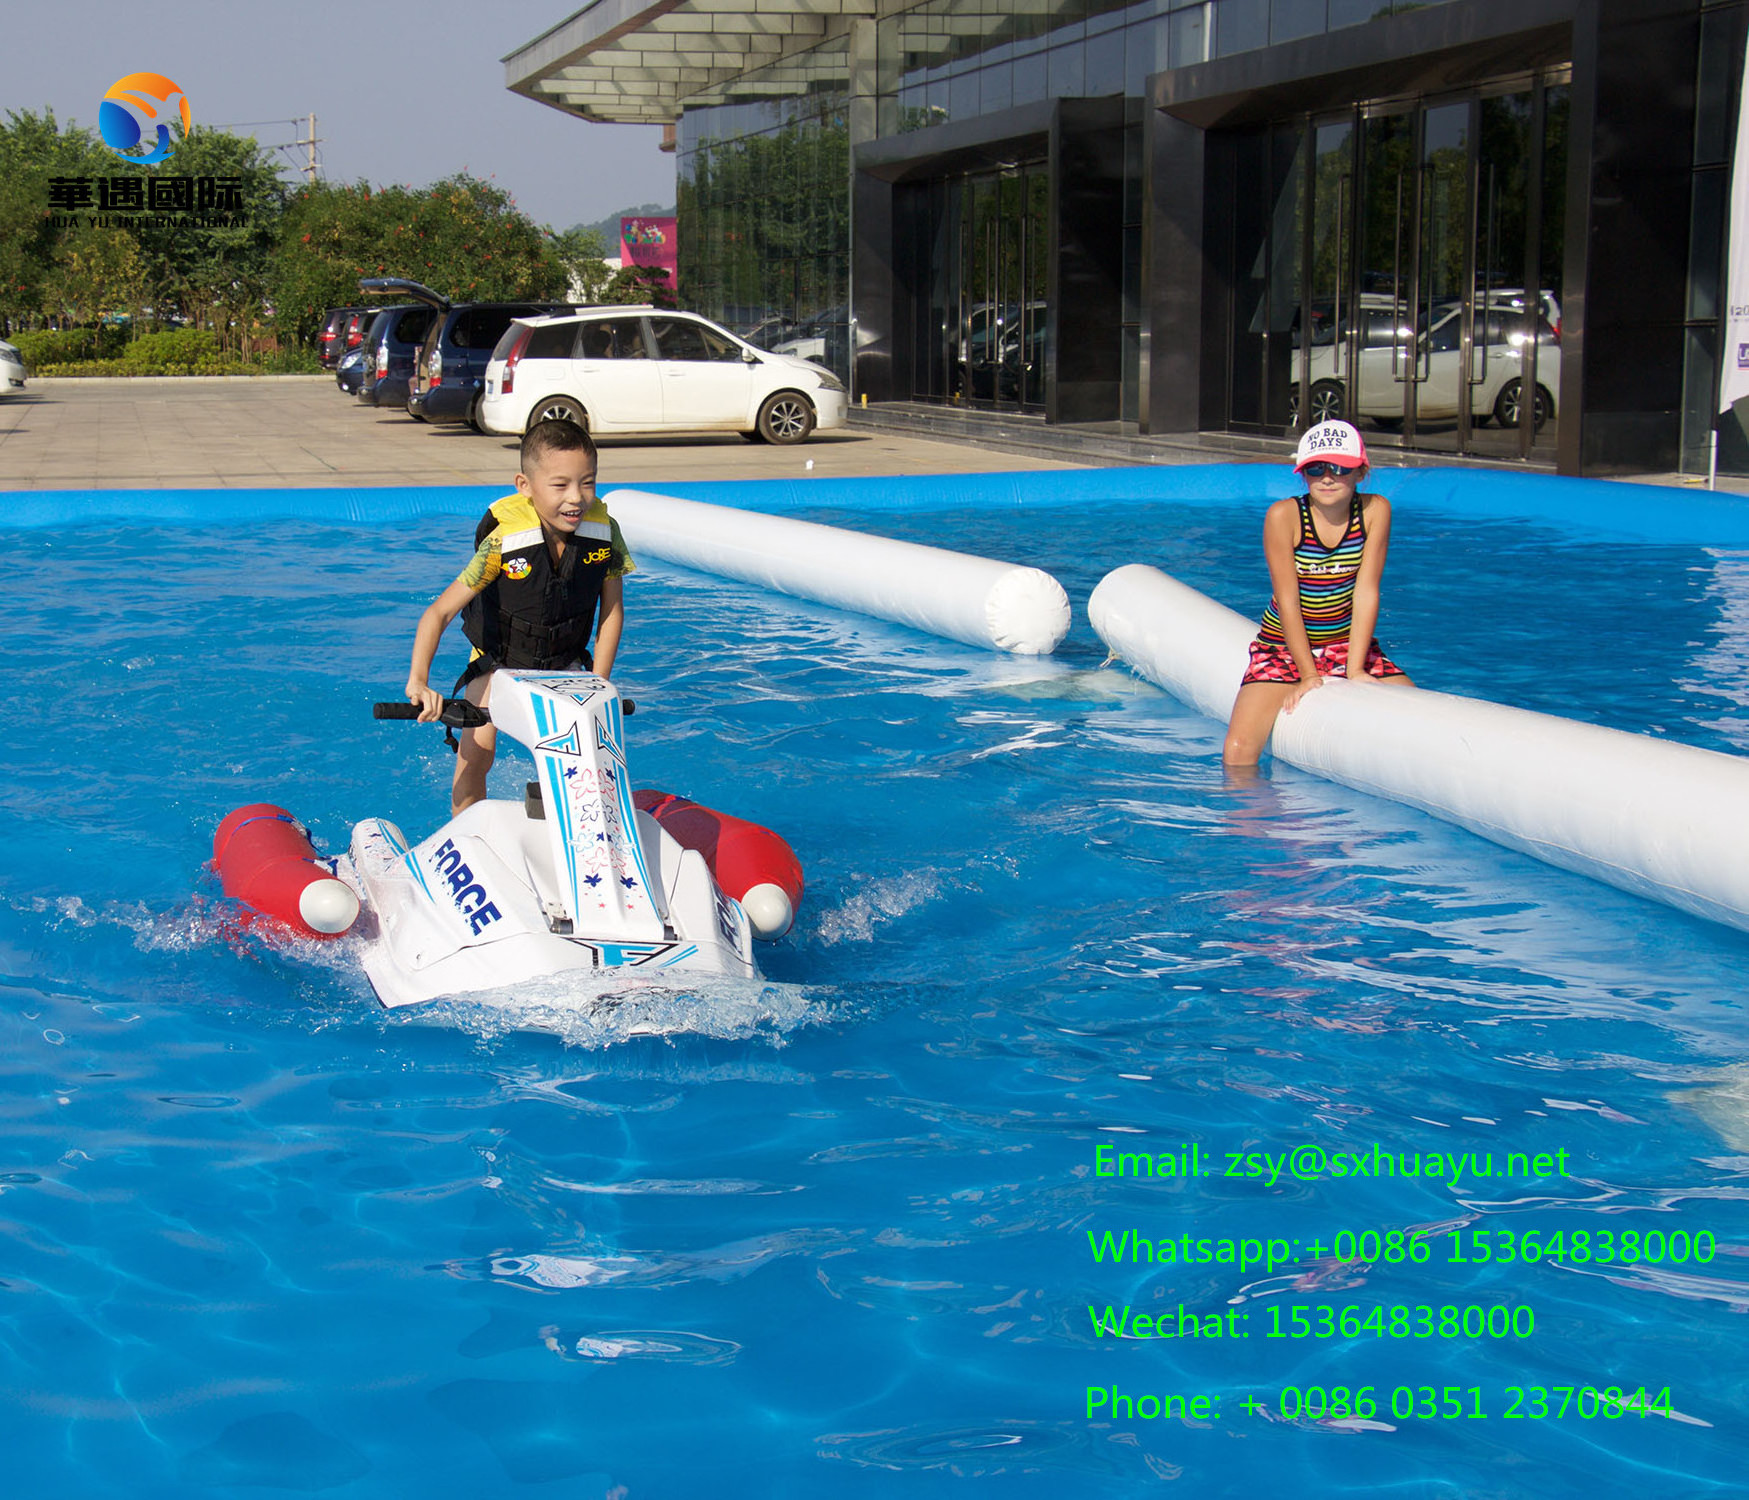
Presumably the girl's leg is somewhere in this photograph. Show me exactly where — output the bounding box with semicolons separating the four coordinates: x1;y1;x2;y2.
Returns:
1223;681;1296;766
450;672;497;815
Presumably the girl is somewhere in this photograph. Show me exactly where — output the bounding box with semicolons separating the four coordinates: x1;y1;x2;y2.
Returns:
1222;420;1414;766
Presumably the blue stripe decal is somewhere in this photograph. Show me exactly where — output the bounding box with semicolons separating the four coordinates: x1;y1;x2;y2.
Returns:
545;756;575;914
602;689;654;896
614;752;652;899
379;822;435;903
657;945;698;968
531;695;580;914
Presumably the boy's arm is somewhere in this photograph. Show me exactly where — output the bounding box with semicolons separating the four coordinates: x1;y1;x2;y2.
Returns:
593;575;624;679
407;575;486;721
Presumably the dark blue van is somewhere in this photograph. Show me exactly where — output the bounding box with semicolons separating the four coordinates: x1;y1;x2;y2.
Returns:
361;277;571;429
355;303;441;410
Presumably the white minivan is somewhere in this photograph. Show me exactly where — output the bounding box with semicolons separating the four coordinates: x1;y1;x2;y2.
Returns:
479;308;847;444
0;339;26;397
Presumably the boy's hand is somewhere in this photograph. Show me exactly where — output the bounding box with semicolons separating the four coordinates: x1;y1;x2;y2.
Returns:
406;679;444;723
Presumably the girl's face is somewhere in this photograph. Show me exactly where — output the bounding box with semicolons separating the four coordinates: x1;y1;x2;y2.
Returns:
1301;461;1366;501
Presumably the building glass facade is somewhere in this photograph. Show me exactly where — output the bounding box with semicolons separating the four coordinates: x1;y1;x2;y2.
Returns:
676;42;852;382
567;0;1748;475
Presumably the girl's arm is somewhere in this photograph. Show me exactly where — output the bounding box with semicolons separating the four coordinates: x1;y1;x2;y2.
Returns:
1346;494;1393;681
1262;501;1321;702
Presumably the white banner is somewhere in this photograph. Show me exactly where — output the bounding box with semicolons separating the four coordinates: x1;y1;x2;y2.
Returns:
1722;29;1749;412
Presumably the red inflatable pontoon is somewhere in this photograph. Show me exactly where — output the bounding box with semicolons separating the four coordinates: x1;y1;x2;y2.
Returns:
213;803;359;938
634;789;803;939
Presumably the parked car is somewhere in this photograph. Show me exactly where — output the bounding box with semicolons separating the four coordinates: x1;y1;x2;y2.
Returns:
341;307;382;363
772;304;847;366
737;313;802;351
361;278;571;429
336;346;368;395
356;303;441;410
1295;301;1559;430
0;338;25;396
318;305;376;370
478;308;847;445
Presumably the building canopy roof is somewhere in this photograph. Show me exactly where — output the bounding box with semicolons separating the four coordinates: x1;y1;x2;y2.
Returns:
504;0;877;125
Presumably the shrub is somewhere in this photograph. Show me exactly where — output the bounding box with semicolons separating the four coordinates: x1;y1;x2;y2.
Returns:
120;329;222;370
259;346;323;373
36;352;266;377
10;325;129;367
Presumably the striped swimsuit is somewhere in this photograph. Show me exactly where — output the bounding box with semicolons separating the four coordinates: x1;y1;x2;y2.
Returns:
1243;494;1404;685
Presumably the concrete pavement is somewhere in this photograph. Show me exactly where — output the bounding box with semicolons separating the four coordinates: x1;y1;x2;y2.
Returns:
0;377;1078;490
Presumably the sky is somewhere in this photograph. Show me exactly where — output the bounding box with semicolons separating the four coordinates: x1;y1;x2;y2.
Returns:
1;0;676;231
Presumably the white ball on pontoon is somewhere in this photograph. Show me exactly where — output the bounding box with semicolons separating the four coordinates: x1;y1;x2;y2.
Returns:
299;878;361;935
739;883;793;941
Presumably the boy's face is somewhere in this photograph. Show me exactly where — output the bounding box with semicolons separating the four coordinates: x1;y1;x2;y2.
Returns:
516;447;598;533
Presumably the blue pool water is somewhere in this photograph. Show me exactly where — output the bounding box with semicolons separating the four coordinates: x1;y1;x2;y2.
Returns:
4;491;1748;1496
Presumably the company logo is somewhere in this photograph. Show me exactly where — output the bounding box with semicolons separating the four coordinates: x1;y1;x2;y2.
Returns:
429;838;503;935
99;73;190;165
503;557;532;579
1738;341;1749;372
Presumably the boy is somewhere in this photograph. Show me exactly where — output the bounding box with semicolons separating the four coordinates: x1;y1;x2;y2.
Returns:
405;418;634;814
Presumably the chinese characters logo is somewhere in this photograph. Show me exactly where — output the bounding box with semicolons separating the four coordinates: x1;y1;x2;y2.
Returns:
98;73;190;166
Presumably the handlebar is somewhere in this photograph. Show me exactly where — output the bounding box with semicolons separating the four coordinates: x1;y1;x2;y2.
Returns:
373;699;491;727
372;697;633;726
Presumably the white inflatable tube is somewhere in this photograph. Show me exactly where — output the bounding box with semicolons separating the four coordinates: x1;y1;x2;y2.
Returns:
607;489;1070;655
1089;563;1749;934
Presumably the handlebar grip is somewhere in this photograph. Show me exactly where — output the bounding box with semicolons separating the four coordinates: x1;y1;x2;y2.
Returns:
371;699;491;727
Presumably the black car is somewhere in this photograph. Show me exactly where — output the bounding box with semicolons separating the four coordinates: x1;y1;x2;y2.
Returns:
336;346;368;396
341;307;382;362
317;306;361;369
356;303;442;410
361;278;571;428
318;305;379;370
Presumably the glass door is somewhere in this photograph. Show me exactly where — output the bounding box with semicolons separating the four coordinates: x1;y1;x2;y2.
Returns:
1273;73;1568;460
1299;118;1354;428
1350;106;1420;447
919;163;1049;412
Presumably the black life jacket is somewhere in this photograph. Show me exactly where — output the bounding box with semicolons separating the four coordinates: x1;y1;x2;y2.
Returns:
460;495;617;671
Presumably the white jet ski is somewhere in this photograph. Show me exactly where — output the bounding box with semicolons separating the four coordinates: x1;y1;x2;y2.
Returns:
343;671;760;1009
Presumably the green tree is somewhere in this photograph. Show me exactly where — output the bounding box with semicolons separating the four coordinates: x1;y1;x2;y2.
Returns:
603;263;676;308
549;224;615;303
41;223;146;351
126;125;286;352
268;174;566;347
0;108;112;331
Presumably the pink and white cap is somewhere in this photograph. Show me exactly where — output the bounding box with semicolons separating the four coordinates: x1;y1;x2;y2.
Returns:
1293;420;1368;471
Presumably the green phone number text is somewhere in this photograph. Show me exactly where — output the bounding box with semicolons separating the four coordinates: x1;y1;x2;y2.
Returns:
1265;1303;1533;1339
1265;1384;1675;1421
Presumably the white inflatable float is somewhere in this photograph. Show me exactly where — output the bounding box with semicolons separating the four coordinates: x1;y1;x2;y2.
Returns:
607;489;1070;655
1089;563;1749;935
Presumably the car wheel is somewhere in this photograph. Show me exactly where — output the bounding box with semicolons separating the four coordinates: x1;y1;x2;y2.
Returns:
1494;378;1552;431
757;391;815;445
526;396;589;433
1308;380;1346;426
